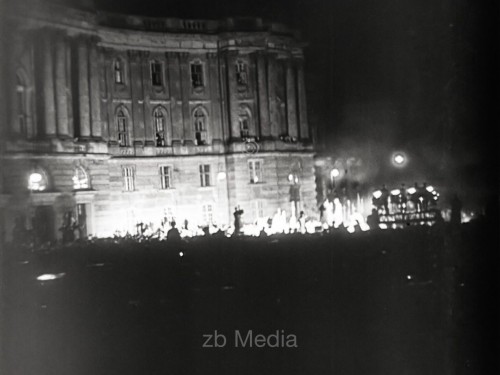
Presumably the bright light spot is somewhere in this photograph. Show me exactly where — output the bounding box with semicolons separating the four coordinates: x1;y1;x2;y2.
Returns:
391;189;400;195
394;154;405;165
36;273;65;281
217;172;226;181
254;176;259;183
347;226;355;234
288;174;293;181
179;252;184;257
426;185;434;192
379;223;388;229
30;173;42;183
406;275;413;280
407;187;416;194
372;190;382;199
330;168;340;178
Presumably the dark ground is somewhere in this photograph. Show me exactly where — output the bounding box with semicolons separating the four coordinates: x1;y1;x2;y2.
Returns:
1;221;498;375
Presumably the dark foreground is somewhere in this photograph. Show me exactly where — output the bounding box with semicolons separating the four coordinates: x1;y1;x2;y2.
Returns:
1;222;498;375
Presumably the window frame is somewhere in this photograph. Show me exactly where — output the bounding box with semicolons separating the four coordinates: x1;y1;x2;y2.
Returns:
113;58;124;85
248;159;263;184
117;109;129;147
199;164;211;187
122;166;135;192
159;165;173;190
236;61;248;86
150;60;163;87
153;107;166;146
73;166;90;190
190;62;204;88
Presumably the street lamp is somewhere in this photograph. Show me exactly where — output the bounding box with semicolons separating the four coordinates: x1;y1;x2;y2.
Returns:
330;168;340;179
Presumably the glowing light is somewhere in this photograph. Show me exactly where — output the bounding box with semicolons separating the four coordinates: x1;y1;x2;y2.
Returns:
217;171;226;181
330;168;340;178
28;172;47;191
346;226;355;234
30;173;42;183
407;187;416;194
391;189;400;196
36;273;65;281
393;153;405;165
426;185;434;192
179;252;184;257
379;223;388;229
406;275;413;280
372;190;382;199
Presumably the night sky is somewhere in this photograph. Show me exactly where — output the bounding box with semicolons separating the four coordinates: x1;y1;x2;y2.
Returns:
10;0;500;206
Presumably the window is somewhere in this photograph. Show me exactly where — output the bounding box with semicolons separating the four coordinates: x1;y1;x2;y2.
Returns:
122;166;135;191
114;59;124;84
199;164;211;187
193;107;207;145
159;166;172;189
254;200;264;219
202;204;214;225
73;167;90;190
236;61;248;86
154;108;166;146
239;116;250;138
16;74;27;137
248;160;263;184
190;62;204;88
28;171;48;191
117;110;129;147
151;61;163;86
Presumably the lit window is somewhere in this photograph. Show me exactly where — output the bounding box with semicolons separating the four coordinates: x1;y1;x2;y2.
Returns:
114;59;124;84
236;61;248;86
16;74;27;137
193;107;207;145
248;160;263;184
73;167;89;190
202;204;213;225
154;108;166;146
190;63;204;88
28;171;48;191
159;166;172;189
199;164;211;187
122;166;135;191
151;61;163;86
117;110;129;147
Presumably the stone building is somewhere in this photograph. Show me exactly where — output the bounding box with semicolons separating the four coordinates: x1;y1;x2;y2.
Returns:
0;2;316;241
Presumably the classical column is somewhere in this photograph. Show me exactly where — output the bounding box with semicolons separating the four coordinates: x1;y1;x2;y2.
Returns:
225;51;240;140
128;50;145;146
296;58;309;140
77;38;91;138
256;51;270;138
167;52;184;142
54;35;69;137
179;53;194;143
42;35;57;137
267;55;280;138
207;52;222;142
89;41;102;139
285;59;298;139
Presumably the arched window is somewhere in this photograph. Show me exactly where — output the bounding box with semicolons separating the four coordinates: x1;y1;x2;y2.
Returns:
153;108;166;146
193;107;207;145
116;109;129;147
73;166;90;190
238;107;252;138
16;73;28;137
114;59;124;84
28;170;48;192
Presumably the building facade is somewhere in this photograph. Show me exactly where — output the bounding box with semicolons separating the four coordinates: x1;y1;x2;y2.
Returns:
0;2;316;241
